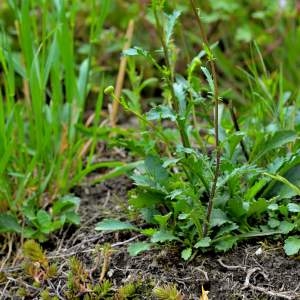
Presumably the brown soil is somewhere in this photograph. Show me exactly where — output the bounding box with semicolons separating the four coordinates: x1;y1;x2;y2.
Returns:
1;176;300;299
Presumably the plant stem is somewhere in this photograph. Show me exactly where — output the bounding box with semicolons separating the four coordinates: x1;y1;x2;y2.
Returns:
153;5;191;148
228;101;249;161
189;0;221;236
110;19;135;127
109;91;172;154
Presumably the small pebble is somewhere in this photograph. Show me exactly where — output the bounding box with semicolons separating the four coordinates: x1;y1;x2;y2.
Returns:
255;247;263;256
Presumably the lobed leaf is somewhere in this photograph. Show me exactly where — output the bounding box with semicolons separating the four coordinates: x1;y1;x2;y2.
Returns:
128;242;152;256
95;219;138;232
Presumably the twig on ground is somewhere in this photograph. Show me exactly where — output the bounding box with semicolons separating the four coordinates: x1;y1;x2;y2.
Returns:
243;267;298;299
56;279;63;299
48;249;95;260
247;284;298;300
217;258;246;271
47;235;141;260
103;190;111;208
67;232;104;249
46;279;65;300
1;278;11;299
6;276;41;292
294;282;300;292
194;267;209;281
242;267;262;288
111;235;142;247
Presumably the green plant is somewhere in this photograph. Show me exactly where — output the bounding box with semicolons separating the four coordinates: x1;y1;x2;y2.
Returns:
66;256;91;299
23;240;57;284
115;282;137;300
93;280;113;299
40;289;59;300
96;0;300;258
153;284;184;300
65;247;115;300
0;0;130;242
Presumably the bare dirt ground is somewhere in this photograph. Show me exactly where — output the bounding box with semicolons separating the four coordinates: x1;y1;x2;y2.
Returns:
1;176;300;299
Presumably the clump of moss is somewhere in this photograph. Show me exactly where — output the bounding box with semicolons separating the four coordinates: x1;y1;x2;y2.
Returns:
153;284;184;300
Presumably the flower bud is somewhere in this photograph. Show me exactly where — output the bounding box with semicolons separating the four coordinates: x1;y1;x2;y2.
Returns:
104;85;114;95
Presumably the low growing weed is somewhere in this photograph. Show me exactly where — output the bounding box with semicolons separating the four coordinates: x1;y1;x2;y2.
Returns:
96;1;300;259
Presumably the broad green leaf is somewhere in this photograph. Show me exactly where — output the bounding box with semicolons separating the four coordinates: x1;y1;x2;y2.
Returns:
65;211;80;225
287;203;300;213
245;178;269;200
95;219;137;231
141;208;160;224
194;237;211;248
215;223;239;238
248;198;268;216
279;221;295;234
154;212;172;228
181;248;192;261
226;132;245;159
227;197;247;218
0;214;22;233
284;237;300;256
52;195;80;215
128;242;152;256
279;204;289;217
162;158;181;168
268;218;280;229
150;230;178;243
146;105;176;122
218;165;260;188
210;209;229;228
23;227;36;238
129;191;163;209
40;225;54;234
252;130;297;162
214;236;238;252
49;220;64;232
37;210;52;227
130;174;158;189
144;155;169;183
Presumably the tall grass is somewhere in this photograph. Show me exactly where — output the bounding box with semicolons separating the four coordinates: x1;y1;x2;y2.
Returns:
0;0;110;240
